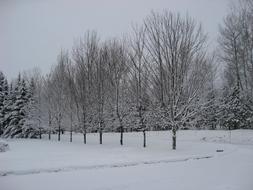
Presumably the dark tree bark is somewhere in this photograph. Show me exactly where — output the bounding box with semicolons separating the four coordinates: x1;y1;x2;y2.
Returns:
172;127;176;150
58;126;61;141
99;126;103;144
70;113;73;142
57;114;61;141
143;130;146;148
48;130;51;140
83;131;86;144
48;112;52;140
120;124;123;146
70;129;72;142
83;111;87;144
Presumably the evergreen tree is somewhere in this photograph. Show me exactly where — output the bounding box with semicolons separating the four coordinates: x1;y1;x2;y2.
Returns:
0;71;8;135
22;78;41;138
220;87;253;130
2;76;29;138
2;82;12;135
199;89;220;129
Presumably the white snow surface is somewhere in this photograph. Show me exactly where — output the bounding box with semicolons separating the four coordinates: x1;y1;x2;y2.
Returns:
0;130;253;190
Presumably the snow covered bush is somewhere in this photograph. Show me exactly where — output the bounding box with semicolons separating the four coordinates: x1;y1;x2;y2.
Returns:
0;141;9;152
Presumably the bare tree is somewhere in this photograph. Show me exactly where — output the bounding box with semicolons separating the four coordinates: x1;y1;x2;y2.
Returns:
72;31;99;144
144;11;208;149
42;74;54;140
50;50;68;141
96;43;107;144
129;24;149;147
106;39;129;145
65;56;76;142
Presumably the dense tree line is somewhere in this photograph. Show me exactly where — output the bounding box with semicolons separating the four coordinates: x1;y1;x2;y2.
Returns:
218;0;253;130
0;2;253;149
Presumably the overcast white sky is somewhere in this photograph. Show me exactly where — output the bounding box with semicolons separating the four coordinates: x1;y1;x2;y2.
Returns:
0;0;231;79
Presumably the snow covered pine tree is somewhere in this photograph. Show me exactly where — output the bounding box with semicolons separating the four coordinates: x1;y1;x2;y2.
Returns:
2;74;40;138
0;71;8;135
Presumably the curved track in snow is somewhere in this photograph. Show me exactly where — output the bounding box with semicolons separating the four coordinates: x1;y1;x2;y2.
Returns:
0;155;212;177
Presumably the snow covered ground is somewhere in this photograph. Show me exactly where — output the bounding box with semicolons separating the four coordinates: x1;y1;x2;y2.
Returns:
0;130;253;190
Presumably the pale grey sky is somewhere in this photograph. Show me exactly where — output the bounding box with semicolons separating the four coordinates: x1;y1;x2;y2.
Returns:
0;0;231;79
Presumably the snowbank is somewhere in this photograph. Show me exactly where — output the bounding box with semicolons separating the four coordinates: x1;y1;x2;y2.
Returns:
0;141;9;152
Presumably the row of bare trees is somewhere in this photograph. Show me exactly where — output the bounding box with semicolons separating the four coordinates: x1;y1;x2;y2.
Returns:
1;1;253;148
37;10;214;150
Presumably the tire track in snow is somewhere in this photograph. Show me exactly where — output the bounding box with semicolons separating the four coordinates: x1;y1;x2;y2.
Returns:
0;155;212;177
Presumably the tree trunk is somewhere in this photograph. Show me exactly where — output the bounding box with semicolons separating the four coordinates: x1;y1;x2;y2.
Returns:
48;112;51;140
70;114;73;142
99;130;103;144
83;131;86;144
120;125;123;146
58;121;61;141
82;109;86;144
172;127;176;150
99;121;103;144
143;130;146;148
70;130;72;142
48;130;51;140
39;128;42;139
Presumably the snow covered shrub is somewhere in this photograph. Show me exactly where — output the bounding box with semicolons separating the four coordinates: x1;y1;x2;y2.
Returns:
0;141;9;152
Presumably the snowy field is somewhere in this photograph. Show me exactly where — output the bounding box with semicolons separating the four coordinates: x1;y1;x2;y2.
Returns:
0;130;253;190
